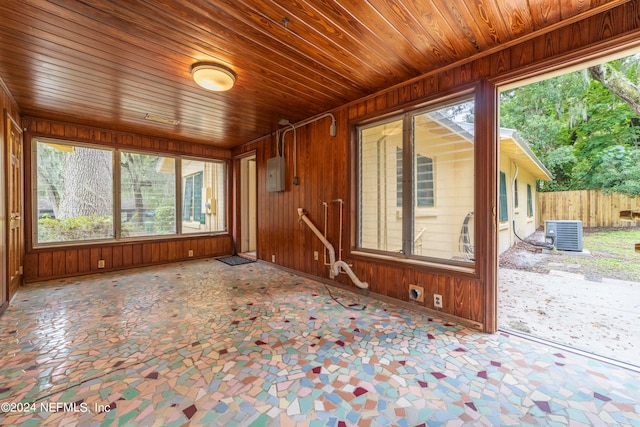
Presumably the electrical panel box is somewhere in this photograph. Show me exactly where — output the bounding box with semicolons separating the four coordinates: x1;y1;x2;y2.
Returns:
545;220;583;251
266;156;285;192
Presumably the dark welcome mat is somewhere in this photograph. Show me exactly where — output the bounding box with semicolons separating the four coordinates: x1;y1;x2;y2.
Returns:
217;255;256;266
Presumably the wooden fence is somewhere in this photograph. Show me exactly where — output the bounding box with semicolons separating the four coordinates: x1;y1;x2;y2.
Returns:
537;190;640;228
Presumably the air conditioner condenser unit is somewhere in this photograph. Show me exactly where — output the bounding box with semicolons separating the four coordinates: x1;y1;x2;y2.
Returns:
545;220;583;251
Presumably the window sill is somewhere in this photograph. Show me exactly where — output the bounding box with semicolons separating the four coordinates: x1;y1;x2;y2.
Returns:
351;250;476;275
499;222;509;230
32;232;229;250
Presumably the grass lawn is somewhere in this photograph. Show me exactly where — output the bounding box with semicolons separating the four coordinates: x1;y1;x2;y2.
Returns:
575;228;640;282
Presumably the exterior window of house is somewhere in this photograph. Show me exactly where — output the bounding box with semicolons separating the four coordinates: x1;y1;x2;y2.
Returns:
357;96;475;267
397;148;434;208
499;172;508;222
121;152;176;237
514;178;519;209
33;138;227;246
527;184;533;217
183;172;204;224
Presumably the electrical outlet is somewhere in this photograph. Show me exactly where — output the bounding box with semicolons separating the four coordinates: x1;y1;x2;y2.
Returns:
408;284;424;302
272;254;276;263
98;259;105;269
188;249;194;257
314;251;319;261
433;293;443;308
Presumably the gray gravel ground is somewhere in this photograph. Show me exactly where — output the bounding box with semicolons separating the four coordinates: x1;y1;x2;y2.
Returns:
498;232;640;368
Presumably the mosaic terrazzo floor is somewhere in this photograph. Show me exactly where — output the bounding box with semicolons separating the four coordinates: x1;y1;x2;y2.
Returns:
1;259;639;426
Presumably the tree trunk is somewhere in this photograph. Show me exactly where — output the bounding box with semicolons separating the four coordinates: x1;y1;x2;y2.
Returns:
589;64;640;117
58;148;113;219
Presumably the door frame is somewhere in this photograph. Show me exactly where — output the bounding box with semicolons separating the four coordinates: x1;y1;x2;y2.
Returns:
6;112;23;302
238;153;257;254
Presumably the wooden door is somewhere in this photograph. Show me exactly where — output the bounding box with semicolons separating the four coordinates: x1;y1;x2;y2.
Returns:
7;115;23;298
0;114;6;313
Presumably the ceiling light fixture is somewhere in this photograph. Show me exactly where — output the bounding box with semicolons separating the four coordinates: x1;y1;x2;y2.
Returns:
190;62;236;91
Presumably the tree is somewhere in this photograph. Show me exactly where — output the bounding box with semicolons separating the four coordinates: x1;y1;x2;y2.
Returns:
500;54;640;196
57;147;113;219
121;152;152;229
589;62;640;118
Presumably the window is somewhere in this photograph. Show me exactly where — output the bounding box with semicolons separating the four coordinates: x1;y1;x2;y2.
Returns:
182;159;226;234
397;148;434;208
357;97;475;266
499;172;508;222
416;154;434;207
514;178;519;209
36;142;114;243
34;139;227;246
527;184;533;217
121;152;176;237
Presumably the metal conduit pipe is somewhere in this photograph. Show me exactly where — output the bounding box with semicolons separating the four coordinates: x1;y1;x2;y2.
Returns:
297;208;369;289
281;113;337;185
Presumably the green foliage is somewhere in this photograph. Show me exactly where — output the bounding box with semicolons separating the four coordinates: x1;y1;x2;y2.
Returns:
537;146;576;191
587;146;640;195
500;54;640;196
154;205;176;234
38;215;113;242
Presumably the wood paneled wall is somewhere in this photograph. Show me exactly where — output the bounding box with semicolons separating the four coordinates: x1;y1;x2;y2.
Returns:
22;117;234;282
234;1;640;332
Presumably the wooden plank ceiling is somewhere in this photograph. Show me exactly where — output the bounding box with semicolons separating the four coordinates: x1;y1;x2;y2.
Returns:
0;0;628;149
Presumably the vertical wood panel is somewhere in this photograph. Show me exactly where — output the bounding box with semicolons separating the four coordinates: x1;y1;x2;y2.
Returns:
65;250;78;275
122;245;133;267
143;243;153;264
90;248;100;271
167;241;177;261
38;252;52;278
78;248;91;273
453;278;470;319
24;254;38;281
132;244;143;266
51;251;64;277
112;246;123;269
158;241;168;261
151;243;160;263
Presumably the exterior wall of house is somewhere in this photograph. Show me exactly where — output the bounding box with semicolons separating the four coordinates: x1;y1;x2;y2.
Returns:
498;155;539;254
359;121;475;260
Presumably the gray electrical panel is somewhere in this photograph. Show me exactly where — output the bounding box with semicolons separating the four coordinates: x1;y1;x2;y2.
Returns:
266;156;285;192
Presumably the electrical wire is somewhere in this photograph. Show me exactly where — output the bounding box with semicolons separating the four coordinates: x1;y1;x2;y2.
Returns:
323;283;367;311
512;220;550;249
